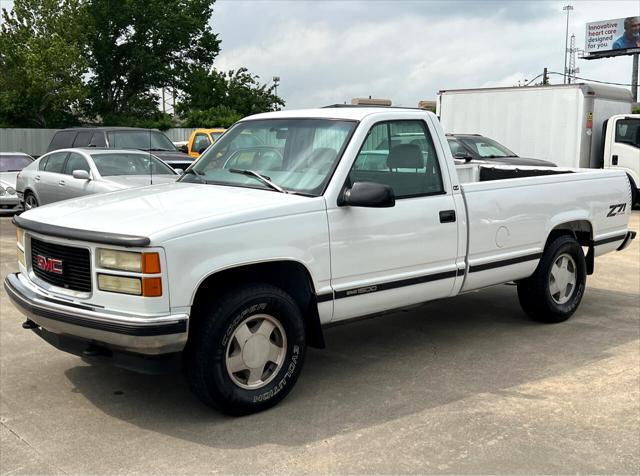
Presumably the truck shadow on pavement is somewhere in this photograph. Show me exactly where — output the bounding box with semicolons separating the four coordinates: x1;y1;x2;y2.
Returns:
64;283;639;449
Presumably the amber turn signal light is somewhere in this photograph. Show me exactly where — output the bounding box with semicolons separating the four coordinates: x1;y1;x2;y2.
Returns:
142;277;162;297
142;253;161;274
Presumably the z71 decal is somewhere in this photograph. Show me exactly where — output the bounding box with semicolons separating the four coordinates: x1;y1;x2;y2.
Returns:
607;203;627;217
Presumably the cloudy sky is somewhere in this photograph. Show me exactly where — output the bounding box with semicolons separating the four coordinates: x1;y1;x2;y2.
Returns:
1;0;637;110
211;0;639;108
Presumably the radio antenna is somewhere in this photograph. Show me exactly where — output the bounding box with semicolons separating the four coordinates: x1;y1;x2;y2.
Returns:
149;130;153;185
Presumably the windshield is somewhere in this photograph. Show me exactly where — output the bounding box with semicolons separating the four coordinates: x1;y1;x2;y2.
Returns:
91;153;176;177
458;137;517;158
107;130;176;151
0;155;33;172
181;119;357;195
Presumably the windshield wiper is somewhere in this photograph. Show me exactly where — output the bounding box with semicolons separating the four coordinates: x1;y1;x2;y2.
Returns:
147;148;174;152
229;168;286;193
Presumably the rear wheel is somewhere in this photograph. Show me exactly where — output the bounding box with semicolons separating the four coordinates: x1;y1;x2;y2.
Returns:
186;283;306;415
517;235;587;323
24;192;38;210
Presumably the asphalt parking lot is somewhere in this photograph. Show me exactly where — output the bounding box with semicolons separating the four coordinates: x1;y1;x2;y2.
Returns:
1;213;638;474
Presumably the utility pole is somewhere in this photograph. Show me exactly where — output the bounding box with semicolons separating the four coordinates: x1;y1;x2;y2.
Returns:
562;5;573;84
543;67;549;85
568;34;576;84
633;54;639;103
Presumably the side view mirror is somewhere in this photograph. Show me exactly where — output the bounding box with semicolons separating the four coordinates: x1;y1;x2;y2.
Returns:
72;170;90;180
179;145;188;154
174;168;184;175
198;146;208;154
339;181;395;208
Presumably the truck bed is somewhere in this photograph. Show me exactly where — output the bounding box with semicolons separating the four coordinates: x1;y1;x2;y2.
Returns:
456;165;631;292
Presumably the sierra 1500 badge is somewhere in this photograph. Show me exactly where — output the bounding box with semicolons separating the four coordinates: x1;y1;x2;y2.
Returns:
36;255;63;274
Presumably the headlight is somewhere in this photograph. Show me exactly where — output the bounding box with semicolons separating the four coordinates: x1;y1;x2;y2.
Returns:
98;274;142;295
16;228;24;249
97;249;160;273
0;186;5;196
97;249;142;272
17;248;25;267
6;186;15;195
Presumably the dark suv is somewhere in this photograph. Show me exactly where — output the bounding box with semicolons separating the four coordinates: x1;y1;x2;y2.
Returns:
46;127;193;171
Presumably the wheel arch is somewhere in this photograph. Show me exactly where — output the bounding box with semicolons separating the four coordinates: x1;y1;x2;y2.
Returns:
545;219;594;274
22;187;41;205
189;260;325;349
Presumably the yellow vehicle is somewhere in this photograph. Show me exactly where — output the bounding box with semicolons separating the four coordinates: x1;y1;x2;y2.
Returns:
182;128;226;158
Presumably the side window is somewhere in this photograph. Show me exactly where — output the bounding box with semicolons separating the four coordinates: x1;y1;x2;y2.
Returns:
72;131;93;147
43;152;68;173
38;156;49;171
47;131;76;152
615;119;640;148
90;132;106;147
193;133;211;152
64;153;91;175
349;121;444;198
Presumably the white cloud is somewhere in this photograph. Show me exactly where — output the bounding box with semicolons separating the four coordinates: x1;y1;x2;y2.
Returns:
213;0;640;108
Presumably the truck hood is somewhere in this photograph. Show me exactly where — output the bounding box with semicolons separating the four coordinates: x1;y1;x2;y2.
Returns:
485;157;557;167
20;182;324;243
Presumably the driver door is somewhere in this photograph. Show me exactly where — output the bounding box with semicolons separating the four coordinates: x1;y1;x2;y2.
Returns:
327;119;461;322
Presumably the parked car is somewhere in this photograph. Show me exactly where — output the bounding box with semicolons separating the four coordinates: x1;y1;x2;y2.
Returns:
46;127;194;171
178;128;227;158
0;152;34;213
17;148;178;209
446;134;557;166
6;107;635;415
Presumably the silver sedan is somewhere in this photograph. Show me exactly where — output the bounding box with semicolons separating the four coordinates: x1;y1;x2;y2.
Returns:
1;152;35;214
16;148;179;210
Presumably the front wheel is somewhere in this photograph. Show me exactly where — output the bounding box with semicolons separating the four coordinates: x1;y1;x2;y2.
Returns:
517;235;587;323
186;283;306;415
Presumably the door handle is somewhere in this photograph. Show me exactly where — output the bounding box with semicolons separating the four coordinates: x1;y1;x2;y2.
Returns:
59;180;66;186
34;175;40;181
439;210;456;223
612;154;618;165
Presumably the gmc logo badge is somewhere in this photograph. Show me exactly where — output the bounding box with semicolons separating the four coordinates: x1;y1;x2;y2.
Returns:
36;255;63;274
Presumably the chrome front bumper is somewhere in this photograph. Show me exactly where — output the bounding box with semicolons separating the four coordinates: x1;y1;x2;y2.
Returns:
4;272;188;356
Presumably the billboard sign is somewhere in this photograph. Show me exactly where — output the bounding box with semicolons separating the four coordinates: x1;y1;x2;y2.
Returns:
584;16;640;59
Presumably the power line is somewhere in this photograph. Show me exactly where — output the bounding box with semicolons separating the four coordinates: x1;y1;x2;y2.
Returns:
547;71;633;87
524;71;633;87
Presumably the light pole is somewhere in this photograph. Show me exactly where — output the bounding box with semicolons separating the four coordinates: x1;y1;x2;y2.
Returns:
562;5;573;84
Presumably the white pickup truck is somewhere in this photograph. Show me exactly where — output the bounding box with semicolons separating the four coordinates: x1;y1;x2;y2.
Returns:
5;107;636;415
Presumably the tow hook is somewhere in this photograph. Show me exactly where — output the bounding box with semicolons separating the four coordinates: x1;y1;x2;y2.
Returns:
22;319;39;329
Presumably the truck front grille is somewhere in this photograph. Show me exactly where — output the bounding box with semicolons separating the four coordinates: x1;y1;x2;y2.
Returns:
31;238;92;292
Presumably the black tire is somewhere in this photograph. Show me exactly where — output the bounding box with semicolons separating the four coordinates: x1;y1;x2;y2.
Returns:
517;234;587;323
186;283;306;415
24;192;38;210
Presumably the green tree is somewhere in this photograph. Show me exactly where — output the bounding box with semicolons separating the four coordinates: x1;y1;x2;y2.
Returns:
180;67;284;126
0;0;88;127
83;0;220;122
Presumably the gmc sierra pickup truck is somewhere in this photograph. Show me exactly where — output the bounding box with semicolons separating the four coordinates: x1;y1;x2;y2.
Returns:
5;106;636;415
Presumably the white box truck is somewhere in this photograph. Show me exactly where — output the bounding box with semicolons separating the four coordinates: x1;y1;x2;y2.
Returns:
437;84;640;204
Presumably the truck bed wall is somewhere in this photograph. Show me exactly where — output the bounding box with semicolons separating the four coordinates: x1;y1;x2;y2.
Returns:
459;169;631;292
